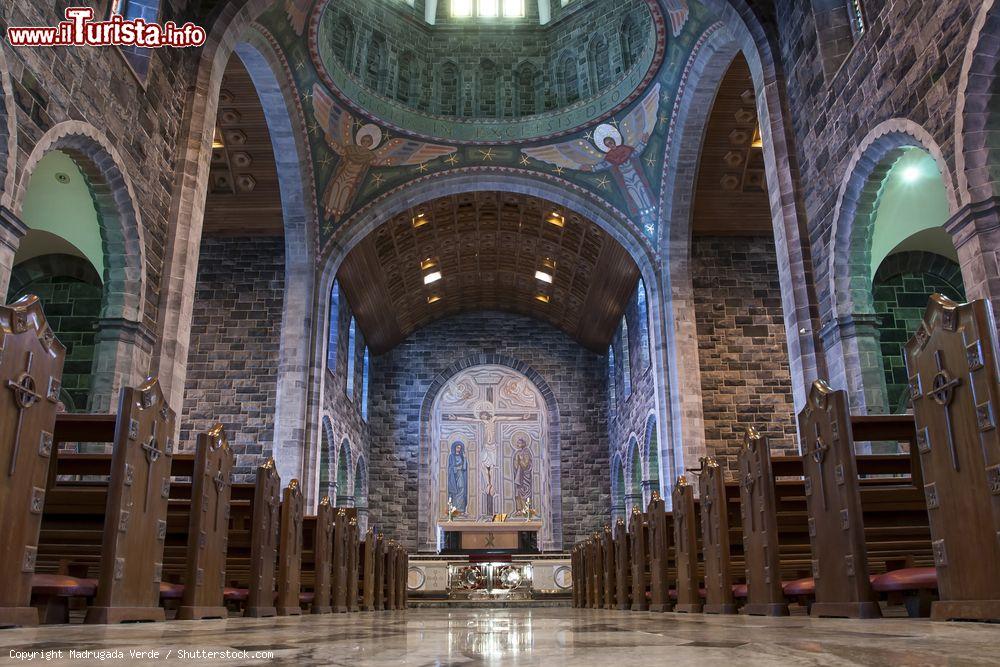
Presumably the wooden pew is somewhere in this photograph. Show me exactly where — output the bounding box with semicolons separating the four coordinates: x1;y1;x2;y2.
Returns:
613;518;631;610
176;425;234;620
245;459;281;618
276;480;304;616
628;510;647;611
310;498;335;614
601;525;615;609
738;427;789;616
646;494;671;612
905;295;1000;621
671;476;701;613
800;380;881;618
361;527;376;611
347;517;360;611
332;509;350;612
589;532;603;610
0;295;66;627
699;457;736;614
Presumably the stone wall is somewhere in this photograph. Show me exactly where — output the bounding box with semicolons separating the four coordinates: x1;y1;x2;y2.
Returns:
692;235;797;477
3;0;198;332
607;280;657;511
872;251;966;413
367;311;609;551
772;0;977;326
180;236;285;482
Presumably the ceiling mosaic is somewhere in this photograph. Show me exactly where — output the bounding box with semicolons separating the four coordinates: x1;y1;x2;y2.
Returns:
263;0;722;247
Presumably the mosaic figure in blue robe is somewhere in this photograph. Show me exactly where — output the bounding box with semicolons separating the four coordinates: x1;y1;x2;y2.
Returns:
448;441;469;513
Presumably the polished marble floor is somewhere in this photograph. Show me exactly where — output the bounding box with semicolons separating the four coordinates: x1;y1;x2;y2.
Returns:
1;608;999;666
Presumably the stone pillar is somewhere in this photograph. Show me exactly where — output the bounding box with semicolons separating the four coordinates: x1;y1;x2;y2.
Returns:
0;206;27;300
641;479;657;507
819;313;888;415
88;317;155;413
946;197;1000;313
624;493;643;514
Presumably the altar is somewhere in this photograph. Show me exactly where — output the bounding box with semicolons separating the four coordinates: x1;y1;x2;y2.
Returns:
439;520;543;553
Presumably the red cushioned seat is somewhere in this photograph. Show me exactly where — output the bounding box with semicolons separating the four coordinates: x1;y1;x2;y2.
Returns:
159;582;185;600
782;577;814;596
223;587;249;602
667;588;706;600
299;592;315;604
31;573;98;597
732;584;748;599
872;567;937;593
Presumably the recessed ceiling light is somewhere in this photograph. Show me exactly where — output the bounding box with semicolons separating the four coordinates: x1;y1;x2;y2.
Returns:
424;271;442;285
427;295;441;304
535;270;553;284
547;211;565;227
412;211;430;228
901;166;921;183
535;294;550;303
420;258;437;271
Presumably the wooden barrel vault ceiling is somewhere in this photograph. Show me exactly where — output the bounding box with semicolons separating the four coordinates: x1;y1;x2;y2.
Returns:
337;192;641;354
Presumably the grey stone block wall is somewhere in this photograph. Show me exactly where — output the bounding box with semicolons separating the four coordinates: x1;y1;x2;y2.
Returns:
692;235;797;476
179;236;285;482
366;310;608;550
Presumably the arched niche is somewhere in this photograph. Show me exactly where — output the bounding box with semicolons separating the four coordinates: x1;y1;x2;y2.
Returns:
424;363;560;551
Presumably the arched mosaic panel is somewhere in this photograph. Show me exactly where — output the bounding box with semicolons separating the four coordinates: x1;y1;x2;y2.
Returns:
427;364;553;548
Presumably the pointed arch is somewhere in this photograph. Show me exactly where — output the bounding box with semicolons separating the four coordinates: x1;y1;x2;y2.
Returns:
438;61;460;115
319;416;335;500
478;58;499;118
332;14;356;73
588;34;612;95
559;53;580;105
336;438;353;506
327;280;340;373
514;61;540;117
346;317;358;399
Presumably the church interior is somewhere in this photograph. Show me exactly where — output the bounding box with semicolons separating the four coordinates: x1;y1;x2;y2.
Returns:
1;0;1000;664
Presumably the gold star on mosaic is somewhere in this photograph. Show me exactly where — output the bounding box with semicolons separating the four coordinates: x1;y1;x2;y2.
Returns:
645;155;656;168
320;155;333;167
518;155;530;166
307;121;319;135
445;154;460;166
660;114;669;124
553;166;565;175
301;91;313;104
372;173;384;186
478;148;496;161
596;176;610;189
417;162;429;173
609;118;620;128
584;130;593;141
295;61;305;71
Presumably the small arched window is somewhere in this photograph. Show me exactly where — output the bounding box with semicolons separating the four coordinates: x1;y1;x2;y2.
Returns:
439;62;459;115
365;33;387;94
637;279;650;369
588;35;612;94
332;16;356;72
327;280;340;373
361;347;371;420
560;54;580;105
620;318;632;398
608;346;617;419
620;16;642;72
515;62;539;116
346;317;358;399
478;59;499;118
397;51;419;105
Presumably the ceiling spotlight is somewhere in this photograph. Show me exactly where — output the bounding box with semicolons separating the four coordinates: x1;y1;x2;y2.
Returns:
420;257;437;271
535;270;553;284
751;127;763;148
901;166;921;183
546;211;565;227
424;271;442;285
412;211;430;228
427;295;442;304
535;294;550;303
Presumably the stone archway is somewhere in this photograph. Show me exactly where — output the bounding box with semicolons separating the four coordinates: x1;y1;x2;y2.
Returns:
14;121;151;412
822;119;958;412
418;355;562;552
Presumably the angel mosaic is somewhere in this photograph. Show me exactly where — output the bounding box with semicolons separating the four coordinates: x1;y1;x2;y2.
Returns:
312;84;457;222
664;0;691;37
521;84;661;237
284;0;312;36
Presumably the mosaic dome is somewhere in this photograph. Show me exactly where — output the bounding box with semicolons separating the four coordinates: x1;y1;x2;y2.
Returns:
309;0;665;144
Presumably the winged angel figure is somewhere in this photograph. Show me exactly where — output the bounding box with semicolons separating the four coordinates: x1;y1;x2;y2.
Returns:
284;0;312;36
521;84;661;236
313;84;457;222
665;0;691;37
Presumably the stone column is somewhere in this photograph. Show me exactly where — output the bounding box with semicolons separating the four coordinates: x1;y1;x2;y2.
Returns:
819;313;888;415
89;317;155;413
946;197;1000;313
641;479;658;508
624;493;643;514
0;206;27;301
